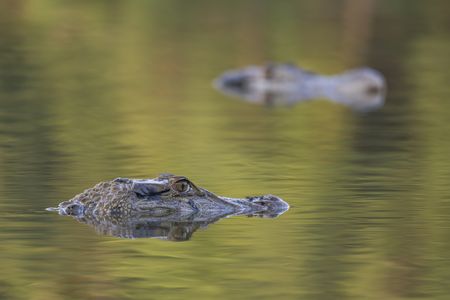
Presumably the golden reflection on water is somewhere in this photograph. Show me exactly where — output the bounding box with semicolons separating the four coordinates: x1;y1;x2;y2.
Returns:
0;0;450;299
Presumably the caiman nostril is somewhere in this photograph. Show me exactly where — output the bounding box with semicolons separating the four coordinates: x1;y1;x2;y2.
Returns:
63;204;83;216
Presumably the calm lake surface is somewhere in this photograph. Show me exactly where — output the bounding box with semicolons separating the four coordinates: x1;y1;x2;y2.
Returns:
1;1;449;299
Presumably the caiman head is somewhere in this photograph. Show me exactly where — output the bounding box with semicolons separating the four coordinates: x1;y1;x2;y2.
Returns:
51;174;289;221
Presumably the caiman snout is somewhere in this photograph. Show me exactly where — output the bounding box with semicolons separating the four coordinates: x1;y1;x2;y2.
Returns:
246;194;290;218
58;202;84;216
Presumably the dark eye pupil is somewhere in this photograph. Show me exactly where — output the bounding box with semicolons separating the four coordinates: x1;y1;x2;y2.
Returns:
177;181;188;192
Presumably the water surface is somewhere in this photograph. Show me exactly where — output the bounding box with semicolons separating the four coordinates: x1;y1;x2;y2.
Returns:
0;1;450;299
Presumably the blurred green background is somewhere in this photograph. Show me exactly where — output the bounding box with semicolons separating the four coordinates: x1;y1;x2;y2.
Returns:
0;0;449;299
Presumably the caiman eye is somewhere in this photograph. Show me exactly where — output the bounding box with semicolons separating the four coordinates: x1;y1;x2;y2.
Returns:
173;180;191;193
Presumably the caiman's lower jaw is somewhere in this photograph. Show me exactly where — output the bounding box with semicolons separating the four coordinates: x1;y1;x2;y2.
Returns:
136;206;177;218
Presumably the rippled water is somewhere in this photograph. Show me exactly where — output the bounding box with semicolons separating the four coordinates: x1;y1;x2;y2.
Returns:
1;1;450;299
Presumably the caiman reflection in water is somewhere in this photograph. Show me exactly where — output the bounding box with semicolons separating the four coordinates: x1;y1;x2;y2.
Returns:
47;174;289;241
214;63;386;112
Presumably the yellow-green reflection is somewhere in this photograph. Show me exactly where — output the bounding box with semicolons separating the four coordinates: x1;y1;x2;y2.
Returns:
0;0;449;299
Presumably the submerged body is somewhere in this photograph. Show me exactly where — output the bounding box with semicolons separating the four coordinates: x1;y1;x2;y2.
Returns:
214;63;386;112
48;174;289;240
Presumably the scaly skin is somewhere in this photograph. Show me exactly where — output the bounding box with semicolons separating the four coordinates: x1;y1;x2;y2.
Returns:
50;174;289;225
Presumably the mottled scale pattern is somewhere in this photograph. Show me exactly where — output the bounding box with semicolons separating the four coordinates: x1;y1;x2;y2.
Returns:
67;180;137;222
53;174;290;231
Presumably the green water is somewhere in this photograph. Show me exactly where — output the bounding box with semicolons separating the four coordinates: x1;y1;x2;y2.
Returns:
1;1;450;299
